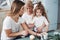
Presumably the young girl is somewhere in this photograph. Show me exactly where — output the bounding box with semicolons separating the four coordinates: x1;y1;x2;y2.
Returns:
22;1;34;30
30;2;49;40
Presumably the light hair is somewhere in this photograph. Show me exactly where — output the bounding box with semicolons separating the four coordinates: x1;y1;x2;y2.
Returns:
24;1;33;12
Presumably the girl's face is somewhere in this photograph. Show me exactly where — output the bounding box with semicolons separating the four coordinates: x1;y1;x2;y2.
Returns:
36;9;42;16
27;7;33;14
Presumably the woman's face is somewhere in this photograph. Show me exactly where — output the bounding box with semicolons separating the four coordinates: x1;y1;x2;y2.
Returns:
19;6;24;16
36;9;42;16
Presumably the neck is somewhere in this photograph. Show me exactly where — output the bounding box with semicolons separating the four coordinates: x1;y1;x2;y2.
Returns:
11;14;19;22
37;15;42;17
28;12;32;15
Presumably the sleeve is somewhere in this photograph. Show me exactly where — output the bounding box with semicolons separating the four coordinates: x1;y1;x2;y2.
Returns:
32;17;36;24
22;13;26;21
18;17;25;24
33;18;35;23
44;17;49;26
3;18;12;29
21;13;27;23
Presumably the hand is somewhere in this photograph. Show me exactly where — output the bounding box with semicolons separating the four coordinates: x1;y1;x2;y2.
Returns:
28;24;34;28
36;33;42;37
37;22;46;32
42;32;48;35
20;30;28;36
37;27;42;33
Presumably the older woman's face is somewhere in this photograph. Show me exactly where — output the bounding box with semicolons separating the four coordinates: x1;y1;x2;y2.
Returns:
19;6;24;16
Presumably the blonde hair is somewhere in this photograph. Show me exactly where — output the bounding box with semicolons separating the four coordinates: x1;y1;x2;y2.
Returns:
24;1;33;12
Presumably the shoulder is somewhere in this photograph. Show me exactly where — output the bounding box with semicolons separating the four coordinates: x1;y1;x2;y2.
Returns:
41;16;46;19
3;16;12;23
18;17;25;23
22;12;27;16
3;16;12;29
19;17;24;21
33;16;37;20
22;12;27;18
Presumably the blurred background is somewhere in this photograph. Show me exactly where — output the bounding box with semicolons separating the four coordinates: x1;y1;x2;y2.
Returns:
0;0;60;39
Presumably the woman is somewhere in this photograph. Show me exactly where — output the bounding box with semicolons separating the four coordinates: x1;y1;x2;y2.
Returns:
1;0;28;40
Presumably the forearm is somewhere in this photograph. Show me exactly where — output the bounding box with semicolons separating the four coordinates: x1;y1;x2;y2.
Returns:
21;23;36;36
28;29;36;35
37;23;47;33
6;32;22;37
40;23;46;29
44;26;48;32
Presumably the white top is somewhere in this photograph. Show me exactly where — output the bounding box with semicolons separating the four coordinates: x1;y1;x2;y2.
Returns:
1;16;24;40
22;12;33;24
33;16;49;31
22;12;34;30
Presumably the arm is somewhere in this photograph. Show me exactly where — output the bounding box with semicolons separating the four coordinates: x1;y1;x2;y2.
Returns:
37;17;49;33
37;22;46;32
3;18;24;37
4;20;28;37
43;17;49;32
5;29;23;37
28;23;35;28
43;24;49;32
21;23;37;36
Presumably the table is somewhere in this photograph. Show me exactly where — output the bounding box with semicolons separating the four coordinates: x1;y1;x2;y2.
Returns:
16;30;60;40
16;36;39;40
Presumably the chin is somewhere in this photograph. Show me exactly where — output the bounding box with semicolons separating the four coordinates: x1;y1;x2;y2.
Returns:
19;15;22;17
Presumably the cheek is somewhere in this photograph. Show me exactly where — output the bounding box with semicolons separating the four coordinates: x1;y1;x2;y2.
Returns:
21;9;24;13
40;11;42;15
28;8;32;11
20;8;24;14
29;9;33;13
19;11;23;15
21;10;24;13
36;13;38;16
